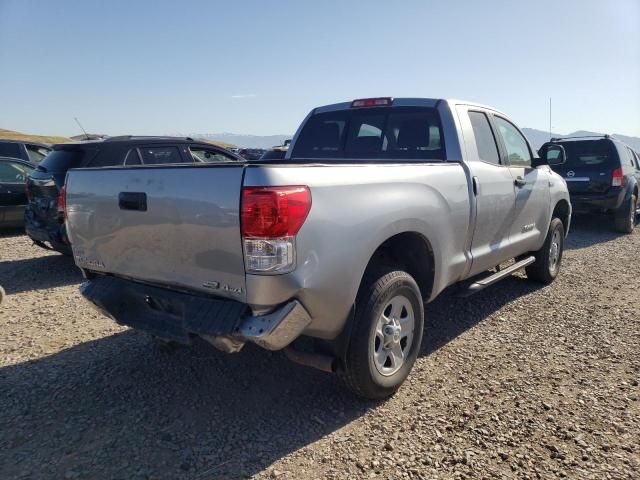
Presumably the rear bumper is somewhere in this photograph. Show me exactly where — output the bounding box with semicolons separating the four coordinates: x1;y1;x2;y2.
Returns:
80;275;311;351
24;205;68;245
570;188;625;213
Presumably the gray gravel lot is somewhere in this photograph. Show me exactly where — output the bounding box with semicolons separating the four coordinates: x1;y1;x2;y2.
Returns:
1;217;639;480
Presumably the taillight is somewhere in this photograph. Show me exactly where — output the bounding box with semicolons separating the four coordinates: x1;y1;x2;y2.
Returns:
351;97;393;108
241;186;311;273
56;185;67;223
25;181;32;201
612;167;624;187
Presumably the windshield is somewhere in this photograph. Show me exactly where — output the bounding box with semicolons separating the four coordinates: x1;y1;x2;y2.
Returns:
291;106;445;160
38;149;86;172
556;140;617;168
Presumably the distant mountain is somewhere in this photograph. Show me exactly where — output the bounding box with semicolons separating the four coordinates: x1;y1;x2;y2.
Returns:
522;128;640;151
188;133;292;149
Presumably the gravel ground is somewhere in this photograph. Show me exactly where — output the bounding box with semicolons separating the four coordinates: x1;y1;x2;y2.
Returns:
1;217;638;480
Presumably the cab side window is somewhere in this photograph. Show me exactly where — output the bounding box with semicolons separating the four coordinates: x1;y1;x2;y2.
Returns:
494;117;532;167
468;111;501;165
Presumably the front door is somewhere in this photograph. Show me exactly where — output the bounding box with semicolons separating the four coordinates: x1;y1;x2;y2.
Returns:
457;106;518;276
492;115;551;254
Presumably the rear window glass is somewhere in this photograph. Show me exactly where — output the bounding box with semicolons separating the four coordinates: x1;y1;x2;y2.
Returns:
25;144;51;162
39;149;86;172
0;142;21;158
557;140;618;168
139;146;183;164
291;106;444;160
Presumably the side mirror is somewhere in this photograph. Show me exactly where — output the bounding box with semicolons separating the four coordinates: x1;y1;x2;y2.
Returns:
537;143;566;167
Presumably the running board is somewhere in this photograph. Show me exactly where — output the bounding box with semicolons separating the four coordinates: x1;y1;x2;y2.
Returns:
458;256;536;297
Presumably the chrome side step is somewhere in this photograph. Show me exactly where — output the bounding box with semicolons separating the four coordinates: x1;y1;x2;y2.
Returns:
458;256;536;297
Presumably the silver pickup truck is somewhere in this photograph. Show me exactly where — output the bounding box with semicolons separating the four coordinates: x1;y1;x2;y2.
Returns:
65;97;571;399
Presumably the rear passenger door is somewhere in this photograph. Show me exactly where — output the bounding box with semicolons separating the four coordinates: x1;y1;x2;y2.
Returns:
456;106;518;276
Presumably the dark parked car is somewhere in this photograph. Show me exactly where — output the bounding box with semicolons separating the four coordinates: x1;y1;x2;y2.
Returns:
540;135;640;233
25;136;243;254
238;148;266;160
260;140;292;160
0;140;52;163
0;157;36;228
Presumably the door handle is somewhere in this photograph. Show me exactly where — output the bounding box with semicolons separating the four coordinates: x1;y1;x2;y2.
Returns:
118;192;147;211
514;176;527;188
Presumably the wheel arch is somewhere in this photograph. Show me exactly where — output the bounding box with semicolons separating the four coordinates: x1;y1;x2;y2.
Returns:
552;199;571;237
328;230;435;369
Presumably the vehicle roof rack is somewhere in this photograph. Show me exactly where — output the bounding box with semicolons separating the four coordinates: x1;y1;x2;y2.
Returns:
550;134;612;142
103;135;194;142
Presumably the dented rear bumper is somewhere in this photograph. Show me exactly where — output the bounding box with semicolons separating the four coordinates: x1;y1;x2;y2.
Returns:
80;275;311;351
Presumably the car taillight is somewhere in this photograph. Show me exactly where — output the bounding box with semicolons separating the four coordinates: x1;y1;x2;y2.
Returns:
351;97;393;108
56;185;67;223
25;181;32;201
612;167;624;187
241;186;311;273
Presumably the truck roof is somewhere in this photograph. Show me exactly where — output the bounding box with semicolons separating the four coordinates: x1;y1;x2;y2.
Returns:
313;98;507;116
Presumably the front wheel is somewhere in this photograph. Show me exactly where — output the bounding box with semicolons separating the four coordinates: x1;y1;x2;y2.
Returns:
614;194;637;234
340;269;424;400
525;217;565;284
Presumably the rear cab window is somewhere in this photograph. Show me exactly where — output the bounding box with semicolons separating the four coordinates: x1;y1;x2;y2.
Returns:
291;106;445;160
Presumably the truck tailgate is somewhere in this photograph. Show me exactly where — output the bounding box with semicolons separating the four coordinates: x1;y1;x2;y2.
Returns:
65;164;247;302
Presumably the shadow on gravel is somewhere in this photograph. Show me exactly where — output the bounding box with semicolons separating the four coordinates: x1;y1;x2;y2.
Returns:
0;273;547;480
0;227;26;238
422;275;541;356
565;214;631;250
0;330;375;480
0;254;81;295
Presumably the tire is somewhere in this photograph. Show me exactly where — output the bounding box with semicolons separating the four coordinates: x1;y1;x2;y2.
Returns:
614;194;636;234
525;217;564;284
339;268;424;400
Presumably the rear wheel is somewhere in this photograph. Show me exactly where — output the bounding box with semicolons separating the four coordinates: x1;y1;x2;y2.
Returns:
614;194;637;234
525;217;564;284
340;268;424;400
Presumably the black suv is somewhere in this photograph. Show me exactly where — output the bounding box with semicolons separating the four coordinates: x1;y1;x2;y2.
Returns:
540;135;640;233
0;140;52;163
25;136;243;254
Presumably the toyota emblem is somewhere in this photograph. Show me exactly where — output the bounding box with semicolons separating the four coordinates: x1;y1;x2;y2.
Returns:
567;171;575;178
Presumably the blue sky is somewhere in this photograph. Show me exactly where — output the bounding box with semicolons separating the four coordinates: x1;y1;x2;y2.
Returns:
0;0;638;137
